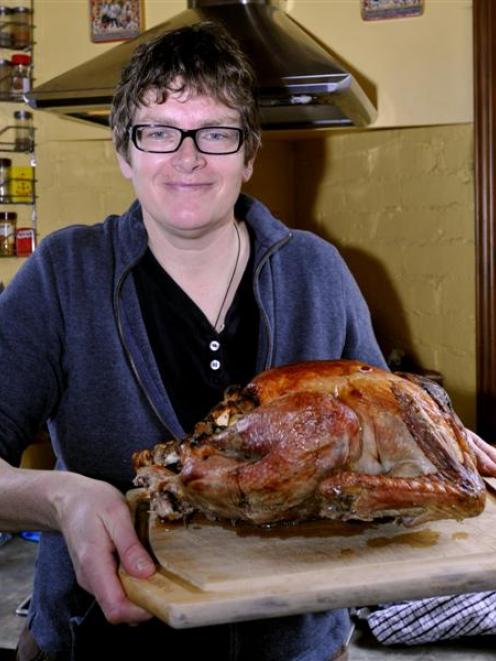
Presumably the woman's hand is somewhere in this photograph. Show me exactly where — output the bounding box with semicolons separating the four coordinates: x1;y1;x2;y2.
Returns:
465;429;496;477
55;475;156;625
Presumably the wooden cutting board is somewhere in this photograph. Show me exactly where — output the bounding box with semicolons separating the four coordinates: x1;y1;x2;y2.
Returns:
120;481;496;629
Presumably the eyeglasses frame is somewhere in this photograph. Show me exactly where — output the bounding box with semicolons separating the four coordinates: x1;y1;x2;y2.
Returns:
128;124;246;155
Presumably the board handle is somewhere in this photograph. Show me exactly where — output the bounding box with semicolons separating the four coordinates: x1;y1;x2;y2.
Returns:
126;488;154;557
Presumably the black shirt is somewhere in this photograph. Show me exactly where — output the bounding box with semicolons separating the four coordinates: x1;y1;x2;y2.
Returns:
132;243;259;433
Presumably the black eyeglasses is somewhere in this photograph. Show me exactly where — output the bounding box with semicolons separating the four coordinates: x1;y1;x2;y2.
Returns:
129;125;245;155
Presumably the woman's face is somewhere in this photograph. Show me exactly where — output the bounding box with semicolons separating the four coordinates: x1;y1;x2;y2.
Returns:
117;89;254;242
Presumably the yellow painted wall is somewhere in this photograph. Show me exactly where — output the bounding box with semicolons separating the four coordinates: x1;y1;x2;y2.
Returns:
0;1;476;427
286;0;473;128
293;124;475;426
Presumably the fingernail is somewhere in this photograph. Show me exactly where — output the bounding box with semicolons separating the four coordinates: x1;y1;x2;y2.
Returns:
135;558;155;573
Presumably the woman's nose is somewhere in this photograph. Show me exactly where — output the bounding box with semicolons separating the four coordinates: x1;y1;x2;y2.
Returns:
171;135;205;170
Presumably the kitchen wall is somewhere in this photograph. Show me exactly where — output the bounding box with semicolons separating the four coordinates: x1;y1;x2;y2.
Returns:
284;0;475;424
0;1;475;424
289;124;475;425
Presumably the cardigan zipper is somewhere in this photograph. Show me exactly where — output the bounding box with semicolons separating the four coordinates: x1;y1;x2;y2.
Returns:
113;260;181;442
253;232;292;371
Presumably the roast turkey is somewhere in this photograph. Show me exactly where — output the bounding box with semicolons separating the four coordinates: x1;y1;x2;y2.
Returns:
133;360;486;527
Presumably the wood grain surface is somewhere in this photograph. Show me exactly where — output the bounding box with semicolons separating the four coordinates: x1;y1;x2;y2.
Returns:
120;484;496;629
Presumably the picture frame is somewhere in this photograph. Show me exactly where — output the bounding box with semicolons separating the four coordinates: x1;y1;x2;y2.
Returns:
90;0;144;43
361;0;424;22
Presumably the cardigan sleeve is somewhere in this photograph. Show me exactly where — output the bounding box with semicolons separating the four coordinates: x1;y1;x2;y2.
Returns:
0;240;64;466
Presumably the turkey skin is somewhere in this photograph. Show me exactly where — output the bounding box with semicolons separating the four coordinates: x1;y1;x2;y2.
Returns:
133;360;486;526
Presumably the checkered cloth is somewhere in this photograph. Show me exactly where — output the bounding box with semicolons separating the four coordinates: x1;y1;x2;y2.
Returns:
355;592;496;645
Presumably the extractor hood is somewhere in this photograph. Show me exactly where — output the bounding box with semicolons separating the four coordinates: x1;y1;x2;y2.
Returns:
28;0;377;130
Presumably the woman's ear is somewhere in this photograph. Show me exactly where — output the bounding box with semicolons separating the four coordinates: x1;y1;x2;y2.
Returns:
242;157;255;183
116;151;133;180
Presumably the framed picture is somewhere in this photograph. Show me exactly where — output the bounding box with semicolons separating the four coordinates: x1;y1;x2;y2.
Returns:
361;0;424;22
90;0;144;43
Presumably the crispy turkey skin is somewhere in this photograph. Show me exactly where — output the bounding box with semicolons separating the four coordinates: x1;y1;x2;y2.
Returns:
133;360;486;526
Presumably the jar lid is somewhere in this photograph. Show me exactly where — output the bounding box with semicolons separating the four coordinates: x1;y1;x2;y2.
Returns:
0;7;12;14
0;59;13;66
0;158;12;166
12;6;32;13
14;109;32;120
0;212;17;220
11;54;31;65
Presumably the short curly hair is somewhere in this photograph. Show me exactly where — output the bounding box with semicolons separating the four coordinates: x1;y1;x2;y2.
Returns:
110;22;261;164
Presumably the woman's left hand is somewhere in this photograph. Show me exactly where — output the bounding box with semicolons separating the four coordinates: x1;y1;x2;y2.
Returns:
465;429;496;476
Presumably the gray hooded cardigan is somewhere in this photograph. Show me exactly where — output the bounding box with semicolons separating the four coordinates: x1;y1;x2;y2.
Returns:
0;194;386;659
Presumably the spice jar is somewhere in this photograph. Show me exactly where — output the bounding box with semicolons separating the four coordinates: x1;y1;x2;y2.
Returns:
0;58;12;99
0;211;17;256
15;226;35;257
0;158;11;203
13;109;33;151
9;164;33;202
11;6;31;49
11;53;31;95
0;7;13;48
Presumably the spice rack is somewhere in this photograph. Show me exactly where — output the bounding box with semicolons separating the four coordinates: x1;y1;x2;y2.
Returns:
0;1;33;101
0;1;35;258
0;117;35;203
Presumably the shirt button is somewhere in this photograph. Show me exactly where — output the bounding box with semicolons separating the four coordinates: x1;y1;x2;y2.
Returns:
209;340;220;351
210;359;221;371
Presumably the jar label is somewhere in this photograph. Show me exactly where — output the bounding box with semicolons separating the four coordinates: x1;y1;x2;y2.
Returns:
15;227;35;257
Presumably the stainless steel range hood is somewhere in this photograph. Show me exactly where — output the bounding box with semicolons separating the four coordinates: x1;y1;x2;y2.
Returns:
28;0;377;130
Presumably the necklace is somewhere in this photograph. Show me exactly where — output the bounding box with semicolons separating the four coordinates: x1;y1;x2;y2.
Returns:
213;221;241;332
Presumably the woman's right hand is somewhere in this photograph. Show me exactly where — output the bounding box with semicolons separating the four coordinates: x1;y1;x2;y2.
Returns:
0;459;155;624
54;474;156;624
